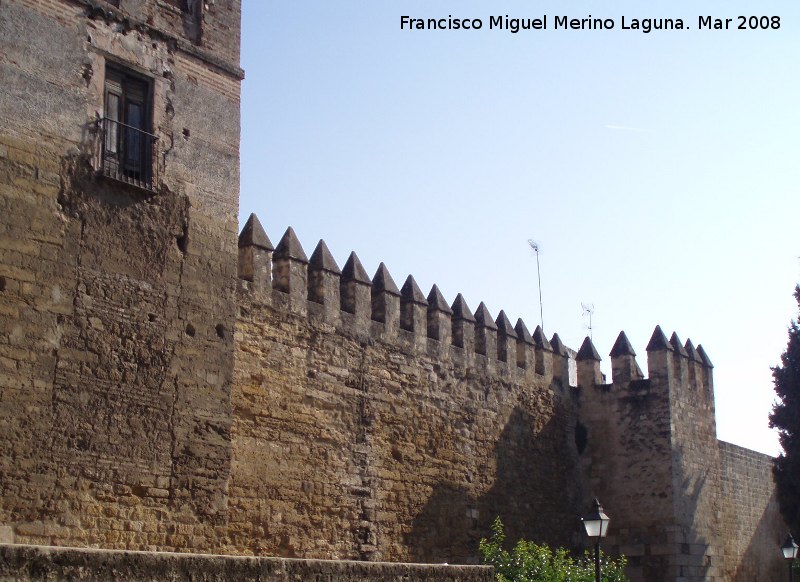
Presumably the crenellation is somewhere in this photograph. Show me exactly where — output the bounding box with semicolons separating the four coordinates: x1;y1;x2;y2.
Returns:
531;325;553;378
645;325;674;387
340;251;371;334
307;240;341;320
399;275;427;350
609;331;642;385
271;227;308;312
448;293;473;352
233;222;566;370
669;332;689;388
695;344;714;398
684;339;702;393
549;332;570;385
425;284;453;362
576;336;602;388
513;318;534;372
237;213;272;292
494;310;517;364
473;302;497;363
370;263;401;334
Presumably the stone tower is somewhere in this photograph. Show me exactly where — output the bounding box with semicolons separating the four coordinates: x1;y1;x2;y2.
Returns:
0;0;242;549
576;328;783;581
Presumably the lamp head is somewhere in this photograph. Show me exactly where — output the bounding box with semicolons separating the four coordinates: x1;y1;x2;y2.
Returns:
582;498;610;539
782;534;798;560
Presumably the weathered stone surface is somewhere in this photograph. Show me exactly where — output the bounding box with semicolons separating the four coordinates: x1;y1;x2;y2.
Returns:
0;544;494;581
0;2;786;582
1;0;239;556
231;284;580;562
239;214;274;251
578;328;783;582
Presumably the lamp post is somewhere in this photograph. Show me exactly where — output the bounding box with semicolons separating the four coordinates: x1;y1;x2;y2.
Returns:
782;534;798;582
582;498;610;582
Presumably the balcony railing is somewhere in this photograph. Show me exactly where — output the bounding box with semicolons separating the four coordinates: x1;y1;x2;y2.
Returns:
100;117;157;191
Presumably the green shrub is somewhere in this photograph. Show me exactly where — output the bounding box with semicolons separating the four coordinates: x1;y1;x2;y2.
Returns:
478;517;629;582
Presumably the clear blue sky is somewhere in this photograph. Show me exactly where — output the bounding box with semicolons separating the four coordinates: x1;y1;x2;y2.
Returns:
239;0;800;455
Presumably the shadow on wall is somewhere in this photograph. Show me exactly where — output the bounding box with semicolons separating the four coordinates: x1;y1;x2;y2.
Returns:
641;442;716;582
406;403;581;564
731;491;784;582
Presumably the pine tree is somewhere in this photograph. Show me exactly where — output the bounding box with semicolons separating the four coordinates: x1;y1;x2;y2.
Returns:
770;286;800;533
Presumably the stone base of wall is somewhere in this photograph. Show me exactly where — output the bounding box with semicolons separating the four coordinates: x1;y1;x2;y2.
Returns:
0;544;493;581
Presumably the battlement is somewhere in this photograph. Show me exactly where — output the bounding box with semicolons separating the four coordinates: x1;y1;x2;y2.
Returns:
574;326;715;399
237;213;566;384
575;328;723;582
0;1;785;578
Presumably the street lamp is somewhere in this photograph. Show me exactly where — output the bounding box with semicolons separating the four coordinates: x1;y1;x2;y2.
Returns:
582;498;610;582
782;534;798;582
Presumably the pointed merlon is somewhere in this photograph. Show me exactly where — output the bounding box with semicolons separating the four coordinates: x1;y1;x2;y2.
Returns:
669;332;689;358
533;326;552;352
609;331;636;358
309;240;341;274
342;251;371;284
576;336;601;362
646;325;673;352
550;333;568;356
696;344;714;368
515;319;534;345
427;285;453;314
451;293;475;322
684;339;699;362
401;275;427;306
372;263;400;296
474;302;498;330
238;213;273;250
495;310;517;338
273;226;308;263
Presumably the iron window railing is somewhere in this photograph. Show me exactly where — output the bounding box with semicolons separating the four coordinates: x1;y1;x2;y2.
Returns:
100;117;158;191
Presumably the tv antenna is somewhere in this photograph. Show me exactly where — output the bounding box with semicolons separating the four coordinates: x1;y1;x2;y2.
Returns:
581;302;595;341
527;239;544;335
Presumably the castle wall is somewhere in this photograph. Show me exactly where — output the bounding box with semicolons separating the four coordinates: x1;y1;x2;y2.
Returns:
666;342;725;581
718;441;784;581
0;1;788;578
230;229;584;562
576;331;786;582
0;0;241;551
576;345;677;581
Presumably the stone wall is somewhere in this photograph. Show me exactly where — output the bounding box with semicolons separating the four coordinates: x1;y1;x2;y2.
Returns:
0;1;789;579
575;329;785;582
719;441;784;581
0;0;241;552
0;544;494;581
230;222;584;562
575;332;678;581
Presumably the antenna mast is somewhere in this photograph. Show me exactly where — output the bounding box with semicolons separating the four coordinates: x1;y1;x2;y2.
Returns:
528;239;544;335
581;302;595;341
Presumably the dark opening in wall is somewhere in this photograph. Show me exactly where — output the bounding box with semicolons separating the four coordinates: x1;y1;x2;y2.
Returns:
575;421;588;455
215;324;225;340
101;64;156;191
185;323;196;337
0;276;6;292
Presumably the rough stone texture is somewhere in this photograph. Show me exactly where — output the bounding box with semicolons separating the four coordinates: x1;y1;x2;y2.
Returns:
0;1;789;580
230;281;582;562
0;0;240;553
0;544;494;581
576;332;784;582
719;442;785;581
